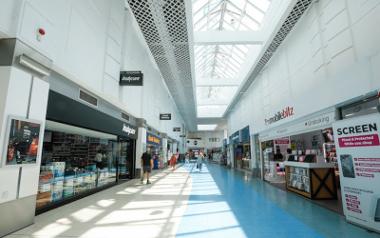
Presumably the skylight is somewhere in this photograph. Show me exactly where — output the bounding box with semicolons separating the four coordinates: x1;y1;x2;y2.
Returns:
192;0;271;118
197;124;218;131
193;0;270;32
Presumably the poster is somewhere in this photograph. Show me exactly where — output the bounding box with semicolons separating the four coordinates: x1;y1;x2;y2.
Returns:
4;117;41;166
333;113;380;232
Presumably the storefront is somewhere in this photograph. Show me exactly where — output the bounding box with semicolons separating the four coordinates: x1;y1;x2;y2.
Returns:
146;132;162;169
259;108;342;212
230;126;251;170
36;90;137;213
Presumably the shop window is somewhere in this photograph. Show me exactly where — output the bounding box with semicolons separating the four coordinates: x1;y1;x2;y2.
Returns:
37;130;123;210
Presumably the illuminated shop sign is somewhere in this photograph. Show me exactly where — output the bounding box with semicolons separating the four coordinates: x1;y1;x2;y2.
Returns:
147;133;161;145
122;124;136;135
265;106;294;125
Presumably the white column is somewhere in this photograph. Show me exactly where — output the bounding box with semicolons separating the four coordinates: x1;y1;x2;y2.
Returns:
162;137;168;164
135;127;147;170
0;66;49;237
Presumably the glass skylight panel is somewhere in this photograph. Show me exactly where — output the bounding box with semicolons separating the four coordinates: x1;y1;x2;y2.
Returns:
197;124;218;131
192;0;272;119
249;0;271;12
197;86;238;105
193;0;270;32
197;105;228;117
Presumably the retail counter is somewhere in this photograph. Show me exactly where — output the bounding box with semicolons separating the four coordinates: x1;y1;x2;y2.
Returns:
284;161;337;200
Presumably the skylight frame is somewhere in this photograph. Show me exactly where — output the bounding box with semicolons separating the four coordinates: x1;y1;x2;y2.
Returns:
192;0;271;118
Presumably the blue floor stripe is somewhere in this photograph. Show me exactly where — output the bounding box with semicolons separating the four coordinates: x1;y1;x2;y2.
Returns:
176;163;380;238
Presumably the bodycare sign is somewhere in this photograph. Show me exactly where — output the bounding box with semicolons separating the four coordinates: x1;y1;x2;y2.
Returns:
333;113;380;232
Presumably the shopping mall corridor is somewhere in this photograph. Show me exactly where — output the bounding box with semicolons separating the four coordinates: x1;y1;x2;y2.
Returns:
6;163;380;238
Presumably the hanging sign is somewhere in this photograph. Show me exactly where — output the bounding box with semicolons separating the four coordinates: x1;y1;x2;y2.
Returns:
333;113;380;233
160;113;171;120
119;71;143;86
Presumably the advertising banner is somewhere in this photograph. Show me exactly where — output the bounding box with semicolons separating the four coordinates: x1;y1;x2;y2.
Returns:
333;113;380;232
3;116;42;166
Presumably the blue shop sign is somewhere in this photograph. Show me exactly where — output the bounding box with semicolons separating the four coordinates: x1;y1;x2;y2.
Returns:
240;126;250;143
230;131;240;144
147;132;161;146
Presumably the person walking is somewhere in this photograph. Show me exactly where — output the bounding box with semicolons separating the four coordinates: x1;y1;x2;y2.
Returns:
185;152;190;164
197;152;204;171
170;153;177;171
141;148;153;184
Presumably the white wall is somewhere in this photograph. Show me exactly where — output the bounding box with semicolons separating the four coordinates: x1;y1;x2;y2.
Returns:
187;131;224;150
0;0;186;141
228;0;380;136
0;0;23;37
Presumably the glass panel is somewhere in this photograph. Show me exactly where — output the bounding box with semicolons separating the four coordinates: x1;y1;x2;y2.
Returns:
197;86;238;105
37;129;123;210
197;105;228;117
248;0;271;12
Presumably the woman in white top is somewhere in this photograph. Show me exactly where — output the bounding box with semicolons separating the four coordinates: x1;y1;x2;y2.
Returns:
197;152;204;171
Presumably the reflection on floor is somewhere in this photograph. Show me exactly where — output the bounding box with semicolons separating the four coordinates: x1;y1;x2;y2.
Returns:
6;163;380;238
5;167;192;238
177;163;379;238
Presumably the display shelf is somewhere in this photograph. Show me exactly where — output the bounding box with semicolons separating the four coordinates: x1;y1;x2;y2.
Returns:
285;162;337;200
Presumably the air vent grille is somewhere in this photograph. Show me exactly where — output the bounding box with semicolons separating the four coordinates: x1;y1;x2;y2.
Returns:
127;0;196;129
79;90;98;107
121;112;130;121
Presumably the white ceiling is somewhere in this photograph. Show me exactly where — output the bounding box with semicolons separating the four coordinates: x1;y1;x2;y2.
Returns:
127;0;314;132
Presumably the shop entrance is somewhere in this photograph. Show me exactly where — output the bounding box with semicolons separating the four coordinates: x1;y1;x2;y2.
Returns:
117;138;135;180
234;143;251;170
261;128;343;214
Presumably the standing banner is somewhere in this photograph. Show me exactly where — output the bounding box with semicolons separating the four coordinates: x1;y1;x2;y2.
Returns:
333;113;380;232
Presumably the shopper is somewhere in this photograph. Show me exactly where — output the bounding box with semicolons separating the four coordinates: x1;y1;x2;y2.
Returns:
285;148;293;161
185;152;190;164
197;152;204;171
141;148;153;185
170;153;177;171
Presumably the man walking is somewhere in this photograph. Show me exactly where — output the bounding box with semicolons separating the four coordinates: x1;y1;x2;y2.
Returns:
141;148;153;184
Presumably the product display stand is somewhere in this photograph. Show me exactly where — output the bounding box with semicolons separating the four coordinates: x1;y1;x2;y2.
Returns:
285;162;337;200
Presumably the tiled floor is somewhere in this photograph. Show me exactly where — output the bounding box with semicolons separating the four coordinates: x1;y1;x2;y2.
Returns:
5;167;192;238
6;163;380;238
177;163;380;238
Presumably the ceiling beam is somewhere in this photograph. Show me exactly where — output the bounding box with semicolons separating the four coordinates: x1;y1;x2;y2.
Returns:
194;30;264;45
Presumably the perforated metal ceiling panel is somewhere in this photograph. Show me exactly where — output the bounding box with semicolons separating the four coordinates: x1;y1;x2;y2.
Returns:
127;0;196;129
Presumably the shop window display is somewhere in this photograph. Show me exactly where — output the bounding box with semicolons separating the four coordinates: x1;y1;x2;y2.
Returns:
37;130;119;209
263;129;338;189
